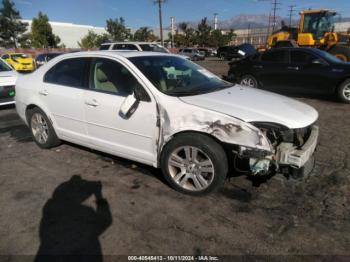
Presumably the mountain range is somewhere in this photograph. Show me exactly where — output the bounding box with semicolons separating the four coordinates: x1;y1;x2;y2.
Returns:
173;14;350;31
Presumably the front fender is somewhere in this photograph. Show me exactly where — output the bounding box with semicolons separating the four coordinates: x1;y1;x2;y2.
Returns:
157;103;272;155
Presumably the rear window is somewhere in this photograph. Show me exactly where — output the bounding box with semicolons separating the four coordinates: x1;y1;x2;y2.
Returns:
99;44;111;50
112;44;139;51
44;58;89;88
261;50;287;63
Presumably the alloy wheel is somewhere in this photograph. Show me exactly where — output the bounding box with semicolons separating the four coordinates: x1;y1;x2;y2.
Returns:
343;83;350;101
31;113;49;144
240;76;257;88
167;146;215;191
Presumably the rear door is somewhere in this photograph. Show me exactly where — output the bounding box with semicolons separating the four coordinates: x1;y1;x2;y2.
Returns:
41;57;90;143
257;49;289;90
84;57;158;164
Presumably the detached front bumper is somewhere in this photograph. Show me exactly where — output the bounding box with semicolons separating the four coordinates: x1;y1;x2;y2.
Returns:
277;125;319;169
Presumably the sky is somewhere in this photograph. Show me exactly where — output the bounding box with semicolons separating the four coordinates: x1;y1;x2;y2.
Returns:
12;0;350;29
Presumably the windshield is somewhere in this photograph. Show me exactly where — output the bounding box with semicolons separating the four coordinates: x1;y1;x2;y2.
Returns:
11;54;29;59
315;49;344;63
0;59;12;72
129;56;232;96
303;12;335;39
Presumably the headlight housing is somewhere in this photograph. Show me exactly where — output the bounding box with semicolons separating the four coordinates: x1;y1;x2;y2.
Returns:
250;122;311;148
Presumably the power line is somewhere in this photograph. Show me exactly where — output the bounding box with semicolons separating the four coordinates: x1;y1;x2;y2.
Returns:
288;5;297;27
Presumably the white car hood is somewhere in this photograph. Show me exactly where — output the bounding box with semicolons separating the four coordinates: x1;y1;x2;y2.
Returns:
179;85;318;129
0;70;18;86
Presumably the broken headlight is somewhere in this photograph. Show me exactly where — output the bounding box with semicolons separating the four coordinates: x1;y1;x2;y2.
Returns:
251;122;312;148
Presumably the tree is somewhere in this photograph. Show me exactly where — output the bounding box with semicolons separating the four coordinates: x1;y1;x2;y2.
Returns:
30;12;61;48
78;30;110;49
106;17;131;41
209;29;235;47
0;0;28;48
196;17;212;46
178;22;195;46
133;27;157;42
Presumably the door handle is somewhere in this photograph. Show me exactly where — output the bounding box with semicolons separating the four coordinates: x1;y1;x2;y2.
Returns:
287;66;299;70
85;99;99;107
39;90;49;96
253;65;263;69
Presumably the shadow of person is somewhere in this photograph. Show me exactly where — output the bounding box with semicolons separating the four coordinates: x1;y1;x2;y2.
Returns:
34;175;112;262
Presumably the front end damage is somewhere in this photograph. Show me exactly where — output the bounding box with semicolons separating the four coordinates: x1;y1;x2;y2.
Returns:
157;102;318;177
240;123;319;176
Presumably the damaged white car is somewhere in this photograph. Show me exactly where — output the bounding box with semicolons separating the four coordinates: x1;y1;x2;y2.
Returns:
15;51;319;195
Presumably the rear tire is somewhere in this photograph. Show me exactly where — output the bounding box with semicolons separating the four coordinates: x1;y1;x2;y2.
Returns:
328;45;350;62
239;74;259;88
160;133;228;196
27;107;61;149
337;79;350;103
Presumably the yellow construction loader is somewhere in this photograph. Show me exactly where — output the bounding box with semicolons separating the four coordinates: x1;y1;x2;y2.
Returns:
267;9;350;61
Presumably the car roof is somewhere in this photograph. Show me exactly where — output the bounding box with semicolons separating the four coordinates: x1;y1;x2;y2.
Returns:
269;47;321;52
52;50;179;59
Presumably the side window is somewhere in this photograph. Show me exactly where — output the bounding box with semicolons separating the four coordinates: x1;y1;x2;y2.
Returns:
126;44;138;50
112;44;124;50
2;54;9;59
291;51;318;64
89;58;142;97
99;44;111;50
44;58;88;88
261;51;287;63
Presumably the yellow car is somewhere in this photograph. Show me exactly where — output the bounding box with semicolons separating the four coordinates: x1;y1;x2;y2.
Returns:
1;53;35;72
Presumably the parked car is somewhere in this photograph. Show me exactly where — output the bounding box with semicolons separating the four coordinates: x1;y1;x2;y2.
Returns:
15;51;318;195
35;52;63;68
197;48;216;57
0;58;18;106
1;53;35;72
99;42;169;53
226;47;350;103
217;44;257;61
178;48;205;61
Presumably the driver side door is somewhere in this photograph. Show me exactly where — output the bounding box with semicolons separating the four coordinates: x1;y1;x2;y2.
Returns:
84;57;158;165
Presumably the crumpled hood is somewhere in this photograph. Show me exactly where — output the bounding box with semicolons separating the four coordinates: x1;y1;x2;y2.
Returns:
179;85;318;129
0;70;18;85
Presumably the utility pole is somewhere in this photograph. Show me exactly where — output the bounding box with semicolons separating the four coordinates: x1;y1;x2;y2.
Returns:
154;0;166;45
214;13;218;30
288;4;296;27
271;0;281;32
170;16;175;48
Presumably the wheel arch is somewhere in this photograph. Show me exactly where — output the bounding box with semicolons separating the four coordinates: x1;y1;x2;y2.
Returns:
158;130;238;168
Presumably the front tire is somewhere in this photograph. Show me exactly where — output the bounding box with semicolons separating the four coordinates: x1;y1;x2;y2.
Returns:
239;74;259;88
27;107;61;149
337;79;350;103
160;133;228;196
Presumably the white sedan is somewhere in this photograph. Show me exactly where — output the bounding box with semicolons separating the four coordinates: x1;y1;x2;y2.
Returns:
0;58;18;106
15;51;319;195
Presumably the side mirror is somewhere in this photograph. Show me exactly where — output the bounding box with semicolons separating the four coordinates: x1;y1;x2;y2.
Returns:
119;92;139;119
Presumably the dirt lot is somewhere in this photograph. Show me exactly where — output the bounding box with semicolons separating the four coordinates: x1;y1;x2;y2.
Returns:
1;58;350;260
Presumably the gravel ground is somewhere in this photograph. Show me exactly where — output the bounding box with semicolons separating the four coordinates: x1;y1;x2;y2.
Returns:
0;58;350;260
